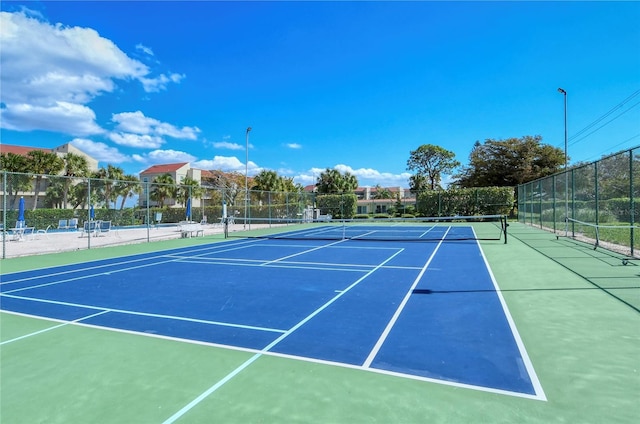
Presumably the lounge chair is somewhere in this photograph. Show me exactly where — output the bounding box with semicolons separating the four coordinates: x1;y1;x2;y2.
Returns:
81;221;98;237
98;220;111;235
57;219;68;230
68;218;78;231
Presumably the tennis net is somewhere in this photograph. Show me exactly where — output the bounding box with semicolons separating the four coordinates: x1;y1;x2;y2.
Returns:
225;215;508;243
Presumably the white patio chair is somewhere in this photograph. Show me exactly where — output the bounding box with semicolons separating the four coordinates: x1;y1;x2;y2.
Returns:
36;225;52;239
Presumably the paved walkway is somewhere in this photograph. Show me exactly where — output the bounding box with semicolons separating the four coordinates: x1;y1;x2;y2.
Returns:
0;223;240;259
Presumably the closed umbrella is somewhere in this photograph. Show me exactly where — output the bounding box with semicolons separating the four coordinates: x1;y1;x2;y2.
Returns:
18;196;25;226
186;197;192;221
90;204;95;220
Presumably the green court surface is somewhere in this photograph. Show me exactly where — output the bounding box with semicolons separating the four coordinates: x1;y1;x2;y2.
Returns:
1;222;638;423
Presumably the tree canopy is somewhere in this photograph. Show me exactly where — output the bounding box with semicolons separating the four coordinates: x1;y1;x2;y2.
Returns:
406;144;460;191
454;135;565;188
315;168;358;194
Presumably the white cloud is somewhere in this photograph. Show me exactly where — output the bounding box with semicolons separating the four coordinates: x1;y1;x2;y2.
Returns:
213;141;244;150
130;149;197;168
0;11;183;135
0;11;148;107
0;102;103;136
193;156;260;175
286;143;302;149
135;43;154;56
70;138;131;163
111;111;199;140
147;149;197;163
334;164;412;186
140;72;185;93
108;132;164;149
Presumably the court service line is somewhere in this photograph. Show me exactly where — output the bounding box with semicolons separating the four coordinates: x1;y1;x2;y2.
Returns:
0;293;286;334
162;247;406;424
419;225;444;239
259;238;352;265
1;256;188;295
0;309;110;346
362;227;451;368
174;259;371;273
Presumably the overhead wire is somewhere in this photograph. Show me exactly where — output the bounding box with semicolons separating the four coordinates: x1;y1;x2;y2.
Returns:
580;133;640;163
568;89;640;144
568;99;640;147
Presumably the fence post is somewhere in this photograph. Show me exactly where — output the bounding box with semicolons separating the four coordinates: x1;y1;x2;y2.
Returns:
2;171;6;259
630;150;635;255
595;162;599;228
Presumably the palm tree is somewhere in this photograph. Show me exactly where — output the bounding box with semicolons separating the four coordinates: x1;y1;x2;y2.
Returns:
44;178;65;208
252;170;283;192
150;173;176;208
0;152;32;209
114;174;141;210
93;165;124;209
26;150;64;210
61;153;89;209
342;172;358;192
281;177;303;193
177;176;203;206
373;184;393;199
316;169;359;194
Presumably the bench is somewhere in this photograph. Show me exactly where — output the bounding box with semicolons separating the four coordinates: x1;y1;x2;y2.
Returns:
180;223;204;238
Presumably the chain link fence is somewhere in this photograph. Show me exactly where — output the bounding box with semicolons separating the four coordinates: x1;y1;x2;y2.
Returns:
518;146;640;256
0;171;320;258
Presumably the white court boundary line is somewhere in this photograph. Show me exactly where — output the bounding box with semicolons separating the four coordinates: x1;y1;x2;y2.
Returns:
471;227;547;401
0;293;286;334
0;310;109;345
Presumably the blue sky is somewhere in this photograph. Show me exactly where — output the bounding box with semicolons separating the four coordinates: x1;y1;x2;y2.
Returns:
1;1;639;188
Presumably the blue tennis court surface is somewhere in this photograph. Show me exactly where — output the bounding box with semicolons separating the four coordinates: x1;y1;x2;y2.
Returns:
0;225;544;399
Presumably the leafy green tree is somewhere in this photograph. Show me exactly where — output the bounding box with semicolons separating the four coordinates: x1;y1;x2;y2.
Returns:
61;152;89;209
454;135;565;188
408;174;428;194
407;144;460;191
281;176;303;193
150;173;176;208
0;152;32;209
26;150;64;210
203;170;249;207
316;168;358;194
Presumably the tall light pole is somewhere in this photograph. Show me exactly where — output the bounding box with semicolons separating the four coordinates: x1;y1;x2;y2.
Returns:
245;126;251;230
558;88;568;236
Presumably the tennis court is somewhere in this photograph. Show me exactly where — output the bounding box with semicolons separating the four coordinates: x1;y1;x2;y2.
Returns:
1;220;638;423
